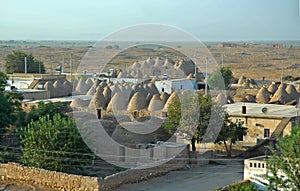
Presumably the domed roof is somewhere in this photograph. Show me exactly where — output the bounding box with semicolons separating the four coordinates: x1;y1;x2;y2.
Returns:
160;92;169;104
148;94;164;112
127;92;147;112
53;80;64;97
286;84;299;101
89;89;107;109
269;86;292;104
112;124;155;148
86;86;96;96
70;98;90;108
255;87;270;104
164;91;179;111
107;92;129;112
268;83;278;94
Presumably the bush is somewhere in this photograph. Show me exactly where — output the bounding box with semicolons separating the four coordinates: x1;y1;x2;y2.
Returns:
19;114;93;175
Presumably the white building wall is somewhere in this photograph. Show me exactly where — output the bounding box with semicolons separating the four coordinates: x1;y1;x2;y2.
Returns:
155;79;195;94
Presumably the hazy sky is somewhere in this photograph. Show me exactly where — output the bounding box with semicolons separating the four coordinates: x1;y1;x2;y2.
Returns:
1;0;300;41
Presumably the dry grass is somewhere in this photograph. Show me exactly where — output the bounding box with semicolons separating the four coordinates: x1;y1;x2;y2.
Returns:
0;43;299;82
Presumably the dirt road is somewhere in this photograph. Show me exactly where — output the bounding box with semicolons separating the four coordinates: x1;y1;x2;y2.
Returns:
115;160;244;191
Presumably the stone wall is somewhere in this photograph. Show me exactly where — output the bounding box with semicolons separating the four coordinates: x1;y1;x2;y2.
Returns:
0;155;189;191
0;163;100;191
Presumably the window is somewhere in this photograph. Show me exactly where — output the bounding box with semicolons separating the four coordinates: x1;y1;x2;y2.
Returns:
264;129;270;138
262;163;265;168
250;163;252;167
258;163;261;168
254;163;257;168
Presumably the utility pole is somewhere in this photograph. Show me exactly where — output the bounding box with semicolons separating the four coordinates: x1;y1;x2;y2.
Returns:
70;54;72;81
62;55;64;73
281;60;284;83
205;57;208;95
24;57;27;74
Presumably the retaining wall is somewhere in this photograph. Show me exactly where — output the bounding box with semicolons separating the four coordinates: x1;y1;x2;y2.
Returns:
0;155;188;191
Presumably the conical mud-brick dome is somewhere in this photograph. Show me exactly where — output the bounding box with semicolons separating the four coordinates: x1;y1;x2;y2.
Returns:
89;89;107;109
107;92;129;112
76;79;89;94
148;94;164;112
215;93;227;105
44;81;55;98
286;84;299;101
70;98;90;108
53;80;64;97
85;78;93;90
112;124;155;148
256;87;271;104
62;80;72;96
86;86;96;96
164;91;179;111
72;79;78;91
268;83;278;94
160;92;169;104
269;86;292;104
127;92;147;112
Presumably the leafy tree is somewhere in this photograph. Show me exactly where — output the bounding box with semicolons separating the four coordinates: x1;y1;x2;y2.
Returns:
5;51;45;74
214;117;247;157
207;67;233;90
260;127;300;190
19;114;93;175
25;101;67;125
0;71;23;133
226;181;259;191
163;91;225;151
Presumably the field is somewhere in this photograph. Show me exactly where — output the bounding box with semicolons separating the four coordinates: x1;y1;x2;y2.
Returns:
1;41;300;83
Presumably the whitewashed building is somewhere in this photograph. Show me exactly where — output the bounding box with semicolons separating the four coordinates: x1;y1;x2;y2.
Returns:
155;79;197;94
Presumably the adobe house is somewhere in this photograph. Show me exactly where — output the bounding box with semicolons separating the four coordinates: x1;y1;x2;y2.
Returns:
225;102;300;146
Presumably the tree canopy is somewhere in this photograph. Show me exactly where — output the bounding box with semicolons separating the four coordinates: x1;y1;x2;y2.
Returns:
5;51;45;74
261;126;300;190
207;67;233;90
163;91;225;151
214;117;247;157
0;71;23;134
19;113;93;175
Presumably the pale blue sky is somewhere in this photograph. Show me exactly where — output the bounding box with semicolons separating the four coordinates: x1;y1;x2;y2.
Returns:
0;0;300;41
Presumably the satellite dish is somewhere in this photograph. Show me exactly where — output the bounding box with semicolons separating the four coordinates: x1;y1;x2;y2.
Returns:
262;107;268;114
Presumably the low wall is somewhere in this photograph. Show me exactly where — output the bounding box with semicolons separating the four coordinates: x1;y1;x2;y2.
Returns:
0;156;188;191
0;163;100;191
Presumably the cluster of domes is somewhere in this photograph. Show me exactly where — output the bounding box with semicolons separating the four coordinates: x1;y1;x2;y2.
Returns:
40;79;72;98
116;57;199;80
216;83;300;105
71;79;184;118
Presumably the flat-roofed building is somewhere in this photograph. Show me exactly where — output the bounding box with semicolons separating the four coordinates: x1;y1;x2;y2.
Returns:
225;102;300;146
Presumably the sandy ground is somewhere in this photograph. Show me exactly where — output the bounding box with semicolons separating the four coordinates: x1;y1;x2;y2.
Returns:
114;159;244;191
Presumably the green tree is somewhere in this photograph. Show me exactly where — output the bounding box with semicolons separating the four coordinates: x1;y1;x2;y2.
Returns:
25;101;67;125
19;114;93;175
5;51;45;74
163;91;225;151
214;117;247;157
207;67;233;90
0;71;23;133
260;127;300;190
226;181;259;191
